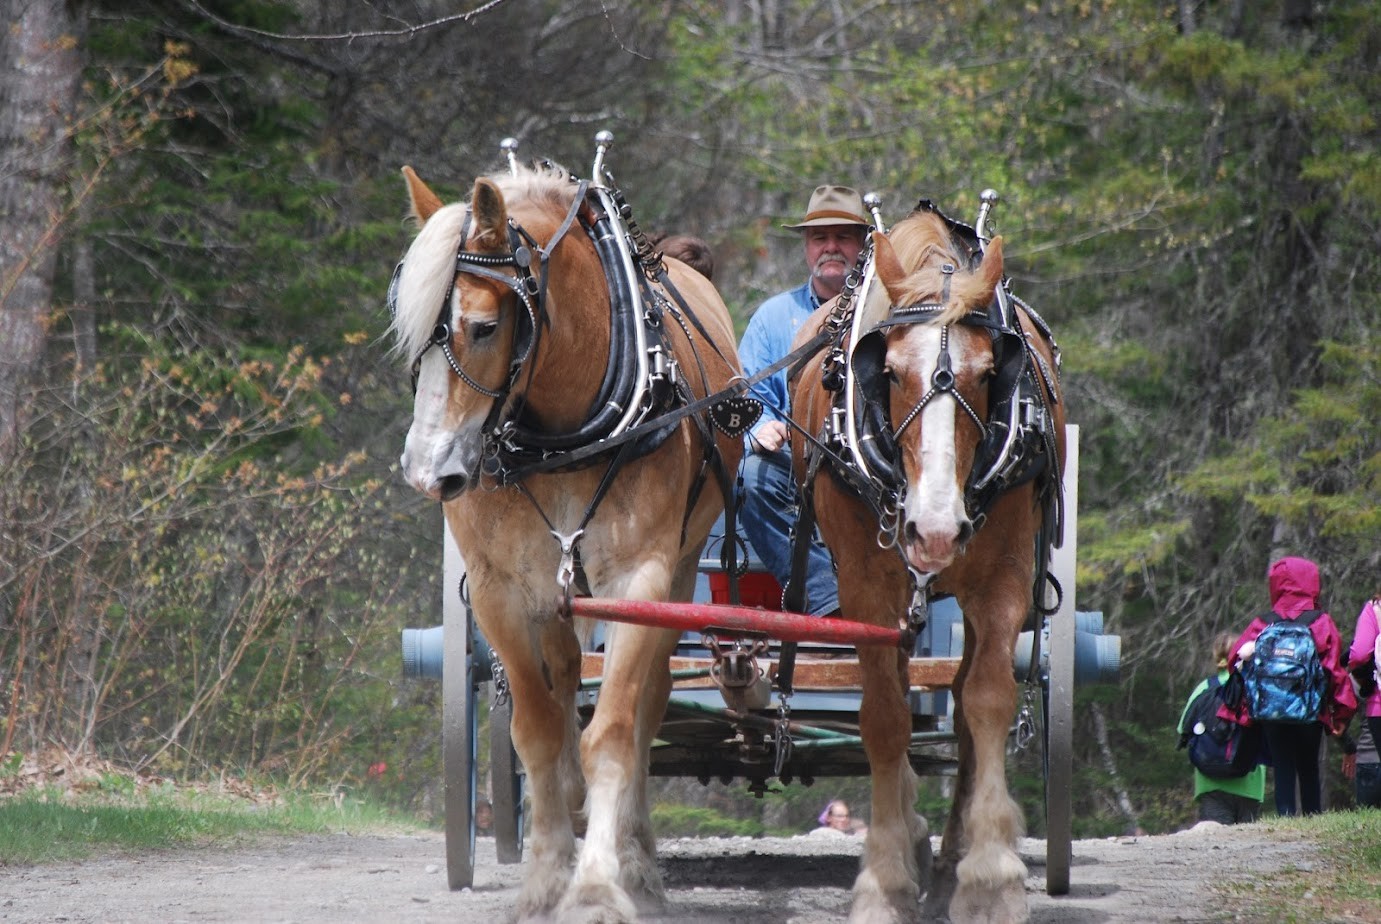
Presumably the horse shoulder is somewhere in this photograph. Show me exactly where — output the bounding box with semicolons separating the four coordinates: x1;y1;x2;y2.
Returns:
662;259;737;356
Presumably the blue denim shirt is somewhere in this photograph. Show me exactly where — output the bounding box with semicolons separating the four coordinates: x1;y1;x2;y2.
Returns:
738;280;821;447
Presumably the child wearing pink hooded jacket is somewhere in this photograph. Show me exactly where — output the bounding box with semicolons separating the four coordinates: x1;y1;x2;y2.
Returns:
1226;556;1357;816
1346;593;1381;770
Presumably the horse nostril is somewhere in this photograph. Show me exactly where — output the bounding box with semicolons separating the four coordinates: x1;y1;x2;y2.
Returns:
957;519;974;546
438;474;470;502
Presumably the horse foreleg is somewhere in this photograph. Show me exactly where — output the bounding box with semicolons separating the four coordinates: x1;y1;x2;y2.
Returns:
499;621;584;920
539;619;589;835
927;650;972;918
850;644;928;924
559;621;676;924
948;638;1028;924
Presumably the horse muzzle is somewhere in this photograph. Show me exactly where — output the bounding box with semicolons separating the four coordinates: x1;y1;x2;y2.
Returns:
901;515;973;574
401;430;484;501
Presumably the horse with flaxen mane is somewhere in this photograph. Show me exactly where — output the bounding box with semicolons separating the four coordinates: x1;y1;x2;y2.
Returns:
792;205;1065;924
389;159;742;922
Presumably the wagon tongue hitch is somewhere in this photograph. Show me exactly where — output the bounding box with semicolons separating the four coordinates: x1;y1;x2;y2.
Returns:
702;631;790;780
898;573;934;650
703;632;771;714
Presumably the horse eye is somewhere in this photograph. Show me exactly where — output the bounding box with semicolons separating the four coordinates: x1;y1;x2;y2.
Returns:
884;366;899;385
470;320;499;341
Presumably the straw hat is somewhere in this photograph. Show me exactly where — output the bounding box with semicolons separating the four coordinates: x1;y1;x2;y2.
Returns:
782;185;869;229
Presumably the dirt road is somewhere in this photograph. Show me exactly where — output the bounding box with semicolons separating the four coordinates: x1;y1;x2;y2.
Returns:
0;824;1314;923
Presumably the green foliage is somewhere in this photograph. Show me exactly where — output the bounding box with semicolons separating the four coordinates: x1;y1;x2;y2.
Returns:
1176;333;1381;598
651;802;767;838
0;786;419;866
0;334;436;794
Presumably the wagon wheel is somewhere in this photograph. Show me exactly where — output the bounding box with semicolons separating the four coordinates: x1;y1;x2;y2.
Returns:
489;689;524;863
1042;609;1075;896
442;583;478;890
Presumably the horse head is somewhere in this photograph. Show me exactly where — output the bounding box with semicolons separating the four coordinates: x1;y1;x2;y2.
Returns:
868;218;1006;575
391;166;562;500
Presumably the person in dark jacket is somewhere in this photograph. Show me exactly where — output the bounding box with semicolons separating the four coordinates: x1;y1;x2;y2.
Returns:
1226;556;1358;816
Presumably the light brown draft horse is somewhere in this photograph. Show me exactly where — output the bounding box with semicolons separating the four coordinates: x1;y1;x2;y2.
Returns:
390;161;743;922
792;210;1064;924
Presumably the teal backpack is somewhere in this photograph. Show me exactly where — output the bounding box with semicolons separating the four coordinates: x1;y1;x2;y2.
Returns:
1241;610;1327;724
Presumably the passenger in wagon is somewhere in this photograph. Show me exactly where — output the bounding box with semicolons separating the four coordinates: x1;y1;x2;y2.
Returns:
737;185;870;617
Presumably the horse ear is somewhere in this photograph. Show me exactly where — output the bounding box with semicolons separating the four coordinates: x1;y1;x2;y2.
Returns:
872;231;908;298
977;236;1004;294
470;178;509;250
402;166;443;224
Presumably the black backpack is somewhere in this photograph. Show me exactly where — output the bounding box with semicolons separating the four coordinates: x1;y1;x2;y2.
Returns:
1179;675;1262;779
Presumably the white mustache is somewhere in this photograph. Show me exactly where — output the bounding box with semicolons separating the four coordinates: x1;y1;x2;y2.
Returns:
813;254;847;273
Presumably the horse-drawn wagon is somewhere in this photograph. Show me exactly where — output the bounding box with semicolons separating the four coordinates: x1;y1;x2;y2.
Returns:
404;424;1120;899
388;132;1119;923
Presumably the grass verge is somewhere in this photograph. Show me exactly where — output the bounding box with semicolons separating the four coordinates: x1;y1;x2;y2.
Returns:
0;786;426;867
1219;810;1381;923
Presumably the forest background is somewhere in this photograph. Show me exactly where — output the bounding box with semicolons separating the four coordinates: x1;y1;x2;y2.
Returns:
1;0;1377;838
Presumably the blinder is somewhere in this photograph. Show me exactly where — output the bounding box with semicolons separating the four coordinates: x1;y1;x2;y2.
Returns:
849;325;903;491
846;288;1049;526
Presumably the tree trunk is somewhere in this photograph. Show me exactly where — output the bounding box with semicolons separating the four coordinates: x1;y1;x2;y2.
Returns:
1091;703;1142;835
0;0;87;458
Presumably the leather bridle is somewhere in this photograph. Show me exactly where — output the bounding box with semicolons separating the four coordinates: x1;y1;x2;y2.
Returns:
388;180;589;435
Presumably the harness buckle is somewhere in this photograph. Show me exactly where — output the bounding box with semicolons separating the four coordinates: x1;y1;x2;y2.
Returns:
552;528;585;597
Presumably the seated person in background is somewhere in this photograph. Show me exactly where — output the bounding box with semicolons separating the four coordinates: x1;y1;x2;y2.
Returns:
737;185;871;617
816;798;866;835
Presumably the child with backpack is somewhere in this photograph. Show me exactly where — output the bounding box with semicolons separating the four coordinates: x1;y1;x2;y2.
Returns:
1224;556;1357;816
1178;633;1266;824
1345;592;1381;790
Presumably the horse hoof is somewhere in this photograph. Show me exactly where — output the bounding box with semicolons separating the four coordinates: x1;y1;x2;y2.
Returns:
847;870;921;924
922;854;957;920
846;894;921;924
555;881;639;924
947;878;1028;924
516;877;568;920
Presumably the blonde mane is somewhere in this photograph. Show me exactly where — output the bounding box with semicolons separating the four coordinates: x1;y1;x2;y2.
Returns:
884;210;986;325
389;161;577;364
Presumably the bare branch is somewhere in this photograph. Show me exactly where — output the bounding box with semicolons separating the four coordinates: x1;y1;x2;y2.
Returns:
179;0;513;43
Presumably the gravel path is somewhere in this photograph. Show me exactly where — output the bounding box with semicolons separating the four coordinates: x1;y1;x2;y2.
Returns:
0;823;1313;923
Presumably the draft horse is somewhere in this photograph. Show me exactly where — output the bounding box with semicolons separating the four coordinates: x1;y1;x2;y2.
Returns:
791;206;1065;923
389;159;743;922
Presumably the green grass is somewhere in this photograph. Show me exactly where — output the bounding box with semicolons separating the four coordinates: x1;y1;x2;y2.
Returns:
1220;810;1381;923
0;786;426;866
651;802;775;837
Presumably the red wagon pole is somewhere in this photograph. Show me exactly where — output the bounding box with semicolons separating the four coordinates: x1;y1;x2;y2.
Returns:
569;597;905;648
